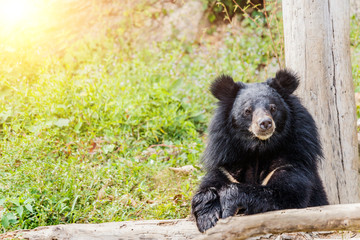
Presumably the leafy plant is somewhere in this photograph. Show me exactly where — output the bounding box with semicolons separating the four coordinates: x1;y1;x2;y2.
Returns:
206;0;264;23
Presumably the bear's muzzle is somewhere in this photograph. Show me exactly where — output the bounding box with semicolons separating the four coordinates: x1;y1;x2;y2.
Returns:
249;110;276;140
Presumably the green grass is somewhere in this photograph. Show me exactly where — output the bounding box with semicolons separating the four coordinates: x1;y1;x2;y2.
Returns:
0;17;283;231
350;14;360;117
0;3;359;233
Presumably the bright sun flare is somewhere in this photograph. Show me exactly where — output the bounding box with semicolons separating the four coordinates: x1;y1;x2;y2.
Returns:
0;0;35;27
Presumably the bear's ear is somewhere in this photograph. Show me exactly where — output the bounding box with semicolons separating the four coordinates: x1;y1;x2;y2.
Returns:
210;75;243;101
267;69;299;95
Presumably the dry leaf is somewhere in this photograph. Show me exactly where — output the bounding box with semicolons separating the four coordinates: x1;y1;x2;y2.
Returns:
169;165;195;174
97;183;108;200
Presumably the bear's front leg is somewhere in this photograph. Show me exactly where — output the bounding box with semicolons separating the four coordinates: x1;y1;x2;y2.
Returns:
219;183;278;218
219;168;314;218
219;184;245;218
191;188;222;233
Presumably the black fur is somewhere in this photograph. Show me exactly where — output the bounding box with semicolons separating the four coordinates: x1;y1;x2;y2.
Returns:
191;69;328;233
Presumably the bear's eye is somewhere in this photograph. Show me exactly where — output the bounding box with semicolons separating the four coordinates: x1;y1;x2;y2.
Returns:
270;104;277;113
244;107;252;115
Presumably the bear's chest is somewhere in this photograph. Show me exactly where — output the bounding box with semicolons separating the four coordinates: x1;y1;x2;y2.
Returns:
243;160;267;184
228;156;286;185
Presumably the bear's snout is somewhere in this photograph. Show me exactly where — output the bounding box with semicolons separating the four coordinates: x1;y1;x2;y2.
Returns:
249;110;276;140
259;117;273;130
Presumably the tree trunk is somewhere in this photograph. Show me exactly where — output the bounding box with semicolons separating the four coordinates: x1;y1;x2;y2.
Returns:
282;0;359;204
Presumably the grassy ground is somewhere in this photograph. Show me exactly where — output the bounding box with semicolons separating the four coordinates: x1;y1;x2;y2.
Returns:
351;14;360;118
0;1;359;233
351;15;360;92
0;12;282;232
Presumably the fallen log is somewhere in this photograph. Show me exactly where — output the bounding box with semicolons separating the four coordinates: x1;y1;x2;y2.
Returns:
196;203;360;240
3;203;360;240
2;219;201;240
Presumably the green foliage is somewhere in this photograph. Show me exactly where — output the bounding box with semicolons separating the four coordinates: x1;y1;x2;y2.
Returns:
206;0;264;23
0;198;34;229
207;0;284;69
350;15;360;117
0;17;286;231
351;15;360;91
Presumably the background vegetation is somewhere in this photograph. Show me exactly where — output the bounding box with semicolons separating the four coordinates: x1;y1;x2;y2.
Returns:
0;0;359;232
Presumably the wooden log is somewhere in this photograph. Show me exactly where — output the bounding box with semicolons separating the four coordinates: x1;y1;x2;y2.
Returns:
4;204;360;240
2;219;201;240
282;0;360;204
195;203;360;240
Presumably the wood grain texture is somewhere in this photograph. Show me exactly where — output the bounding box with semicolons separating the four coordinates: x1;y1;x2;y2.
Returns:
282;0;359;204
196;203;360;240
2;219;201;240
4;204;360;240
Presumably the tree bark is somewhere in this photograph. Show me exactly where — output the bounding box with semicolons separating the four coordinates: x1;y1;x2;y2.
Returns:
2;219;201;240
195;203;360;240
4;204;360;240
282;0;359;204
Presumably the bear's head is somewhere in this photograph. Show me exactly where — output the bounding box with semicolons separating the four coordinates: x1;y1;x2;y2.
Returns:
210;69;299;149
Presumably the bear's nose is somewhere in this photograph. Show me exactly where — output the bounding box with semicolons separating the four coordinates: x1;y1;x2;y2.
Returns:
259;117;272;130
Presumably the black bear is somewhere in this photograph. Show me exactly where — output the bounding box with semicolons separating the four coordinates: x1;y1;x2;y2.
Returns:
191;69;328;233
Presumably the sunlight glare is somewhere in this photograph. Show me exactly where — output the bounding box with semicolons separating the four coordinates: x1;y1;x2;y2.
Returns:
0;0;36;27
